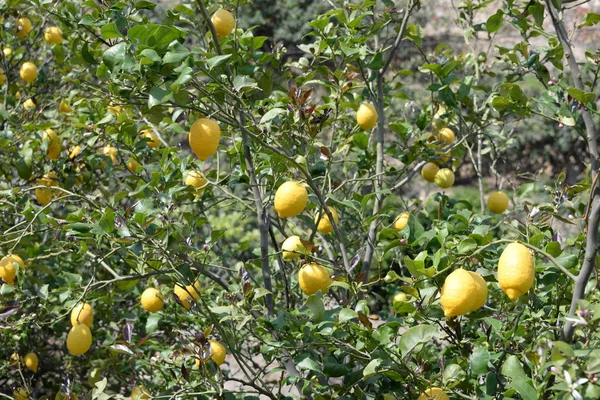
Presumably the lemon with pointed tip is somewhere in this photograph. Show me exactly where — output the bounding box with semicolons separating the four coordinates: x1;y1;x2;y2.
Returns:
356;103;378;130
20;62;38;83
184;170;207;194
23;98;36;110
435;127;455;144
393;211;409;231
173;280;201;309
141;129;160;148
440;269;487;317
0;254;25;285
418;387;449;400
140;287;164;312
488;191;509;214
44;26;63;44
211;9;235;37
298;263;331;295
43;129;62;160
127;158;140;172
59;100;72;113
434;168;455;189
16;17;32;38
274;181;308;218
498;242;534;300
196;339;227;367
315;207;339;234
14;388;29;400
69;145;81;159
421;162;439;182
189;118;220;161
468;271;488;311
23;352;38;373
71;302;94;327
281;236;308;260
66;323;92;355
131;386;151;400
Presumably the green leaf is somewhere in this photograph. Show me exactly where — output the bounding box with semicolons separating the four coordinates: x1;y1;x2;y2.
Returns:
170;66;192;92
486;12;503;33
305;294;325;321
101;23;121;39
297;356;321;372
443;364;466;385
528;3;544;26
363;358;383;377
458;238;477;254
145;313;161;333
103;42;127;71
206;54;232;70
338;308;358;323
99;208;115;234
566;87;596;104
163;41;190;64
148;87;172;109
233;76;258;92
545;241;562;257
471;347;490;376
128;24;182;52
259;108;288;125
579;12;600;28
500;355;538;400
398;324;439;357
81;42;98;64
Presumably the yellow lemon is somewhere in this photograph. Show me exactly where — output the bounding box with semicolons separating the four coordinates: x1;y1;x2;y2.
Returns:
4;254;25;270
173;281;201;309
0;255;23;285
0;68;6;85
55;392;78;400
195;340;227;367
59;100;72;113
14;388;29;400
140;287;164;312
417;387;449;400
498;242;534;300
20;62;38;83
393;292;408;303
23;352;38;373
126;158;140;172
435;127;455;144
141;129;160;148
393;211;409;231
468;271;488;311
101;145;118;164
421;162;439;182
434;151;451;165
69;145;81;159
434;168;455;189
274;181;308;218
35;172;58;206
16;17;32;38
211;9;235;37
10;352;21;365
107;104;122;116
315;207;339;234
44;26;63;44
23;99;36;110
440;269;486;317
488;191;509;214
131;386;151;400
3;48;12;57
189;118;220;161
281;235;308;260
356;103;378;130
43;129;62;160
70;302;94;327
298;263;331;295
66;323;92;355
184;170;207;193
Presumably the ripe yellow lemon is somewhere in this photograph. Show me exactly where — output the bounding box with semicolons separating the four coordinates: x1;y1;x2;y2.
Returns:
107;104;122;116
274;181;308;218
131;386;151;400
421;162;439;182
189;118;220;161
44;26;63;44
184;170;207;193
498;242;534;300
196;339;227;367
315;207;339;234
0;255;22;285
23;352;38;372
356;103;378;130
174;281;201;309
69;145;81;159
71;302;94;327
488;191;509;214
298;262;331;295
434;151;451;165
3;254;25;270
141;129;160;148
434;168;455;189
435;127;455;144
59;100;72;113
417;387;449;400
14;388;29;400
468;271;488;311
0;68;6;85
281;235;308;260
101;145;118;164
3;48;12;57
393;292;408;303
140;287;164;312
127;158;140;172
23;98;36;110
35;172;58;206
393;211;409;231
16;17;32;38
211;9;235;37
43;129;62;160
440;269;487;317
66;323;92;355
20;62;38;83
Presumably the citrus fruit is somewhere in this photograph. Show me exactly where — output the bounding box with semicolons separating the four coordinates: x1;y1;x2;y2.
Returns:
20;62;38;83
211;9;235;37
498;242;534;300
127;158;140;172
0;68;6;85
3;48;12;57
69;146;81;159
184;170;207;193
140;287;164;312
44;26;63;44
107;104;122;116
488;191;509;214
434;151;451;165
418;387;449;400
434;168;455;189
141;129;160;148
43;129;62;160
35;172;58;206
298;263;331;295
23;98;36;110
131;386;151;400
435;127;455;144
356;103;378;130
281;235;308;260
23;352;38;372
59;100;72;113
196;340;227;367
274;181;308;218
55;392;78;400
421;162;439;182
393;292;408;303
14;388;28;400
66;323;92;355
174;281;201;309
0;255;20;285
440;269;487;317
393;211;409;231
189;118;220;161
468;271;488;311
16;17;32;38
101;145;118;164
70;302;94;327
315;207;339;234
